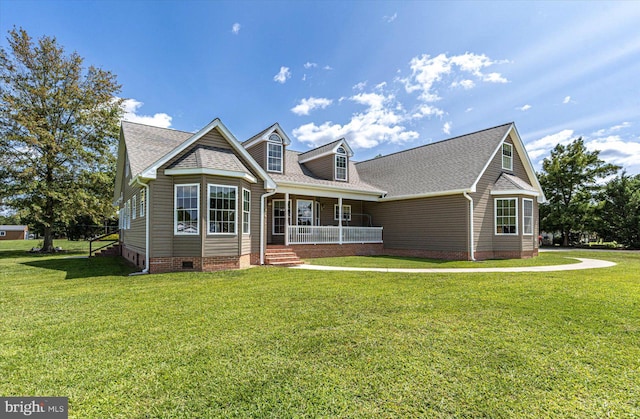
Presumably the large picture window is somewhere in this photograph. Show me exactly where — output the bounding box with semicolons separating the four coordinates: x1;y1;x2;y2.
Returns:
242;188;250;234
175;184;199;235
502;143;513;171
523;198;533;235
297;200;313;226
208;185;237;234
267;134;283;173
495;198;517;235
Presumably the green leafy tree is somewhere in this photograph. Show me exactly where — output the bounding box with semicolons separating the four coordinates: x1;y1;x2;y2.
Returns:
0;28;122;252
595;172;640;248
538;137;619;246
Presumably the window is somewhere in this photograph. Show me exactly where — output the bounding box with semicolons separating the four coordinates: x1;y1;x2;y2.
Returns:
140;189;146;217
495;198;517;235
335;147;347;181
267;134;283;173
132;194;137;220
502;143;513;171
334;204;352;221
175;184;199;235
124;200;131;230
0;231;5;237
242;188;251;234
315;201;321;226
208;185;237;234
523;199;533;235
272;199;291;235
297;200;313;226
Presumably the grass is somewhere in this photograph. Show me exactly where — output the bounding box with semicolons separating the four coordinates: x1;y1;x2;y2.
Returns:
304;252;579;268
1;241;639;417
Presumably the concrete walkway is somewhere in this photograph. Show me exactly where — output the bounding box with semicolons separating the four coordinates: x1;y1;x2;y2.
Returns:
291;257;616;273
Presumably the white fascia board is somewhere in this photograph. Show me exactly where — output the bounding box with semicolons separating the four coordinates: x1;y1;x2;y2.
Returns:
275;182;383;201
298;139;354;164
164;168;257;183
128;174;152;187
138;118;276;190
244;123;292;148
490;189;540;197
379;188;471;202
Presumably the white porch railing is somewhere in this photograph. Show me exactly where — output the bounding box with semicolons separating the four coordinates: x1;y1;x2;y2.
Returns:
287;226;383;244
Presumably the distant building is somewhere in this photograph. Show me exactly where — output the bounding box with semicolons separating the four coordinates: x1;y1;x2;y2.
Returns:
0;225;29;240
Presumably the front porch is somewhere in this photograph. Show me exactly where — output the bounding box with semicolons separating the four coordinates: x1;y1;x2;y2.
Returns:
287;225;383;244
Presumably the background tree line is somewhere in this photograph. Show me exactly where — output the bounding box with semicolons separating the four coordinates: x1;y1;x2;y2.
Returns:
538;138;640;248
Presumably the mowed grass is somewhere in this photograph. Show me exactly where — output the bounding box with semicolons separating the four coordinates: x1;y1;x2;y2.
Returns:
1;241;639;418
304;251;579;268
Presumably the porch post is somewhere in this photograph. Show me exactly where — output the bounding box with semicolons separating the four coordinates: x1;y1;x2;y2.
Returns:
284;192;290;246
338;196;343;245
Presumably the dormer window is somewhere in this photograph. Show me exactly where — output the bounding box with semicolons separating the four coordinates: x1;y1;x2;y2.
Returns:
267;133;283;173
502;143;513;171
335;146;347;181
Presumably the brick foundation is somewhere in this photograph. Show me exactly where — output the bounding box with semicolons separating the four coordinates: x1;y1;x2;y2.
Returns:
147;253;259;274
382;247;470;261
121;243;146;270
290;243;384;259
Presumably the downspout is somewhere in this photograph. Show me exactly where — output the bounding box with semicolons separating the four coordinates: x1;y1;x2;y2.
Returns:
260;190;277;265
463;192;476;261
134;177;150;273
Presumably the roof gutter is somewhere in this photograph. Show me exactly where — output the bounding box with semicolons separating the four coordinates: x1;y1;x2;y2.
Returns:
463;192;476;261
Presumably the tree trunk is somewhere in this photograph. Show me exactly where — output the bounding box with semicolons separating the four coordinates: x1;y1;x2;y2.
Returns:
563;229;570;247
42;225;55;253
42;193;55;253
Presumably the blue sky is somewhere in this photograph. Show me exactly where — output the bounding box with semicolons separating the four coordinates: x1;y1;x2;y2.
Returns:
2;0;639;175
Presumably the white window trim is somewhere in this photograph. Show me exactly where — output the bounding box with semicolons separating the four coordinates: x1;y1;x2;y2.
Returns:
523;198;534;236
207;184;238;235
174;183;200;235
334;204;352;221
124;199;131;230
267;142;283;173
0;231;6;237
272;199;292;235
335;154;347;181
140;189;146;218
132;194;137;220
502;142;513;171
242;188;251;235
315;201;321;226
494;198;518;235
296;199;314;226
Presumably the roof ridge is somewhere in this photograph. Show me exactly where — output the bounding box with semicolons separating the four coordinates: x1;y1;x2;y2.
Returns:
355;122;513;165
121;120;194;135
298;138;344;156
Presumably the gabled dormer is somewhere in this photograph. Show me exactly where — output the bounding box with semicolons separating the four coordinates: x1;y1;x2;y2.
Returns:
243;123;292;174
298;139;354;182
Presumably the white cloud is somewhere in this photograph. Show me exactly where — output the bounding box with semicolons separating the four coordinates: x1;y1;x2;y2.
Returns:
585;135;640;171
526;129;575;160
323;65;333;71
304;62;317;69
232;23;241;34
465;107;474;112
518;104;532;111
563;95;571;104
383;12;397;23
592;121;631;136
291;97;333;116
443;121;452;135
353;81;367;91
293;92;418;149
411;104;444;119
375;81;387;90
273;66;291;84
401;52;508;102
121;98;172;128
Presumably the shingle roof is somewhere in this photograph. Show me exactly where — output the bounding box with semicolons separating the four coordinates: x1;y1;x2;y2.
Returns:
168;145;253;174
121;121;192;177
0;225;28;231
269;150;384;195
493;172;537;192
242;123;278;146
298;138;352;162
356;123;513;198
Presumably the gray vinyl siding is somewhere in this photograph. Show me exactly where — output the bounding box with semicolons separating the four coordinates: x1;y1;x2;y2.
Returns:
471;133;538;254
118;145;146;253
364;195;468;252
246;142;266;170
303;155;335;181
200;128;232;150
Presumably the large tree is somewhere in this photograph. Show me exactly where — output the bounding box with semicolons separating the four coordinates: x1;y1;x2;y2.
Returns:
538;137;619;246
0;28;122;252
595;172;640;248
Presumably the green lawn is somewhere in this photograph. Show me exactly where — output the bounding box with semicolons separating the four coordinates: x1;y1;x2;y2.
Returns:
1;241;639;417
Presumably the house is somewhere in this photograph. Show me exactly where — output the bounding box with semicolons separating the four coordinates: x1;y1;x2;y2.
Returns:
114;118;544;273
0;225;29;240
